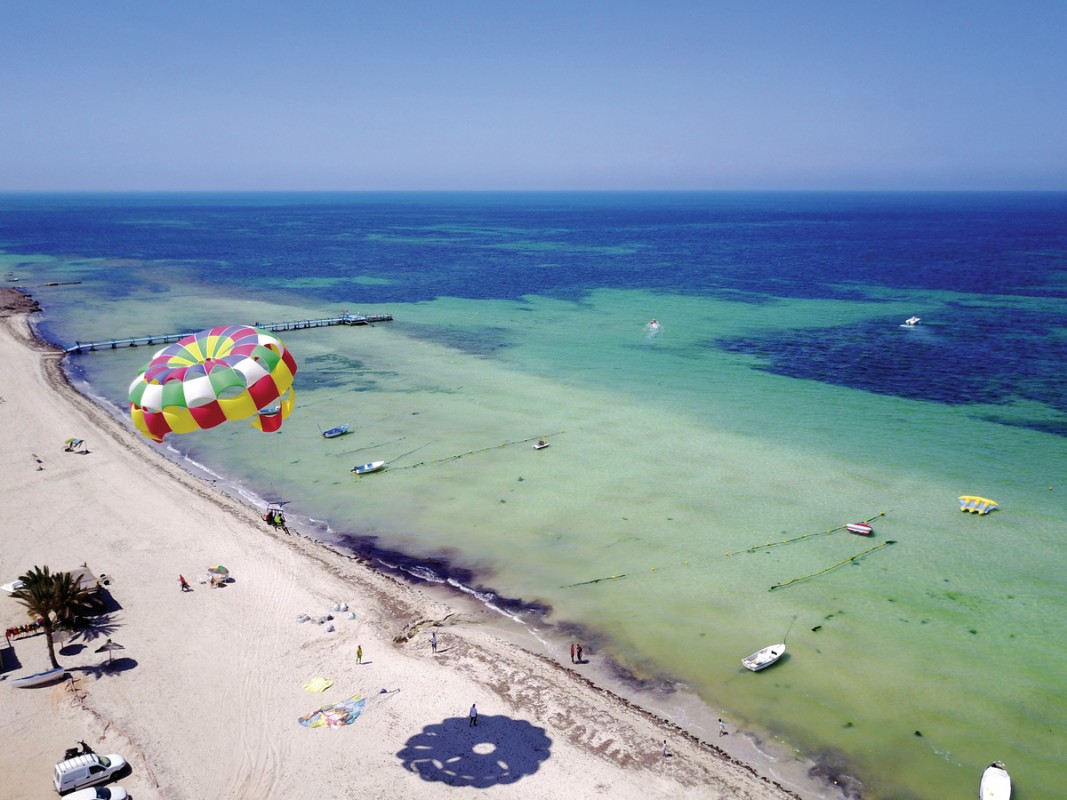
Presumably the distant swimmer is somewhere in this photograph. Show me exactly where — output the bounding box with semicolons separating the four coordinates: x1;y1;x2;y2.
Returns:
646;318;661;335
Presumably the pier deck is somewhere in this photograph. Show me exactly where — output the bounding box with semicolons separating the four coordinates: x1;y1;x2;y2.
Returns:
63;313;392;354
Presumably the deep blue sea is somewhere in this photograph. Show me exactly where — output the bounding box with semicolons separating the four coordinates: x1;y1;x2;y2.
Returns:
3;192;1066;799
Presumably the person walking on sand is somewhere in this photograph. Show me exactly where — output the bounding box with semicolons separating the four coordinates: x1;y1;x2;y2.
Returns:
662;740;670;757
179;575;190;592
469;703;478;727
356;644;363;664
719;718;728;737
430;631;438;653
576;643;583;663
570;643;575;663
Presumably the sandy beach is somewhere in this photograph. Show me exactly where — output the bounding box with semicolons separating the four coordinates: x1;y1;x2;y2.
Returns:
1;291;816;800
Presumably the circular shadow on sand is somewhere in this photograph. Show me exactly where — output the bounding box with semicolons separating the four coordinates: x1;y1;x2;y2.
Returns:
397;715;551;787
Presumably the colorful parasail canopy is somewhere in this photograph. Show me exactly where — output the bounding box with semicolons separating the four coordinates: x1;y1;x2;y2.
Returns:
128;325;298;442
298;694;367;728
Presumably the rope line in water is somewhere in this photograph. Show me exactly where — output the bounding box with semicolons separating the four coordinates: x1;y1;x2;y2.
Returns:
563;513;892;590
768;540;897;591
725;512;887;557
390;431;565;471
561;573;629;589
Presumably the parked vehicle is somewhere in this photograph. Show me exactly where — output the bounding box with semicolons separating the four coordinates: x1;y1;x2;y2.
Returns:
53;753;126;794
66;786;128;800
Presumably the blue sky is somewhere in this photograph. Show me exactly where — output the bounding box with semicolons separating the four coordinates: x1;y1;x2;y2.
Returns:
2;2;1064;191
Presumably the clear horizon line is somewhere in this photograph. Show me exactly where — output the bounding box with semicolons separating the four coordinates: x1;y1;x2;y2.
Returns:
2;187;1066;195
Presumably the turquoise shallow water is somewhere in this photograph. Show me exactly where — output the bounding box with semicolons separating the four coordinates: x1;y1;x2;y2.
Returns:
3;193;1066;799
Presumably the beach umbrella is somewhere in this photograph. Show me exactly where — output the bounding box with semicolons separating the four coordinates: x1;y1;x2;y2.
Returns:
208;565;229;576
95;639;125;664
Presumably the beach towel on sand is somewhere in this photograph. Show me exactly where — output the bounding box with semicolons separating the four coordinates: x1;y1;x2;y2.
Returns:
303;676;334;692
299;695;366;728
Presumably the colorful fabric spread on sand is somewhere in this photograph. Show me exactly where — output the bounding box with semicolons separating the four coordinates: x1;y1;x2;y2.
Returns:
302;676;334;692
128;325;298;441
299;694;366;728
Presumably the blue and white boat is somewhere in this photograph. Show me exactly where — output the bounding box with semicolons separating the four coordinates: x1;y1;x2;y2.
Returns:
322;424;351;439
11;667;67;688
351;460;385;475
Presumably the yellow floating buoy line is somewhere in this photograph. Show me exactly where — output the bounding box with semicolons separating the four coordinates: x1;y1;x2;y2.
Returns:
725;512;887;557
768;540;897;591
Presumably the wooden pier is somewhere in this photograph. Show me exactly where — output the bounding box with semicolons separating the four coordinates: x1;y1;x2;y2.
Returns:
63;313;393;354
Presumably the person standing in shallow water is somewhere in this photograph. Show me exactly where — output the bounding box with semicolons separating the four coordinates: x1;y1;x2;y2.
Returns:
356;644;363;664
469;703;478;726
576;643;583;663
570;643;575;663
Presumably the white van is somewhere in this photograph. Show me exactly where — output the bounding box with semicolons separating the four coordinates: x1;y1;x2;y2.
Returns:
53;753;126;793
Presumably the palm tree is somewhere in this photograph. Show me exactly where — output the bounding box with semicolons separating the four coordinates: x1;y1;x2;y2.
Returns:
11;566;96;669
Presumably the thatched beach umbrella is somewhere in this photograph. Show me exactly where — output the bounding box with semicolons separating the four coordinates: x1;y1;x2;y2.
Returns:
95;638;125;664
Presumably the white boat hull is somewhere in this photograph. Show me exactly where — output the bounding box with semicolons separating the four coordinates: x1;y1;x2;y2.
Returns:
352;460;385;475
980;762;1011;800
742;643;785;672
11;667;66;688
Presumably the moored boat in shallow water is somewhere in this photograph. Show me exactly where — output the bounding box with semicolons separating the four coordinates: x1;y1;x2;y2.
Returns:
351;460;385;475
742;643;785;672
980;760;1011;800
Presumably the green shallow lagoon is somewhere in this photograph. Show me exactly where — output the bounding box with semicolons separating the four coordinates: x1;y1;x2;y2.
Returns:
33;275;1067;800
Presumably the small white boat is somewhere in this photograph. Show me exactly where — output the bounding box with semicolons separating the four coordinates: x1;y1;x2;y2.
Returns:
10;667;67;688
352;460;385;475
980;761;1011;800
901;316;921;327
1;579;25;594
322;424;351;439
742;643;785;672
532;439;549;450
846;522;873;536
